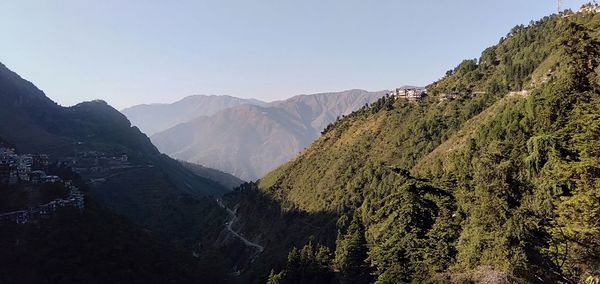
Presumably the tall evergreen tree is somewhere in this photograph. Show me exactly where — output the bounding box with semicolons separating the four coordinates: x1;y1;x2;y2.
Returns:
335;212;371;284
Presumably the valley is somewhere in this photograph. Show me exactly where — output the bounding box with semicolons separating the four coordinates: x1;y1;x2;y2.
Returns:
129;89;389;181
1;2;599;284
216;198;265;260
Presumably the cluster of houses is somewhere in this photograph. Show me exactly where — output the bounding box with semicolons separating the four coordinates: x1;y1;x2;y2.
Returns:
389;87;488;102
390;87;427;102
0;183;85;224
0;145;135;226
61;151;130;175
0;146;86;224
1;147;131;185
0;147;61;185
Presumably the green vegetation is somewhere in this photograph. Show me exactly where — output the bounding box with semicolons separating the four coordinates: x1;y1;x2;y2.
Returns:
267;242;334;284
0;197;226;283
221;11;600;283
88;164;227;247
334;212;371;284
3;6;599;284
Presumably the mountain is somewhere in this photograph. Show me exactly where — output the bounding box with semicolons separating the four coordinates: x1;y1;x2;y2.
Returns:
151;89;388;180
0;62;232;280
121;95;266;135
0;62;228;193
206;11;600;283
180;160;245;189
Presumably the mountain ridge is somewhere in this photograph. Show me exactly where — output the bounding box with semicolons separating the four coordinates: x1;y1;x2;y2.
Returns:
0;59;231;246
151;89;389;180
121;94;267;135
0;61;233;281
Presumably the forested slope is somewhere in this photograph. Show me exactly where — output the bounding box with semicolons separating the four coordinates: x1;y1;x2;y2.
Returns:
221;11;600;283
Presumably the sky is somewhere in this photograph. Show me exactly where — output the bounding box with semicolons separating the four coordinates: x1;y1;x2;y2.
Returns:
0;0;591;109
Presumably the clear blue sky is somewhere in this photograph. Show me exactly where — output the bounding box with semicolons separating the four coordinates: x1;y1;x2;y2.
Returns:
0;0;589;109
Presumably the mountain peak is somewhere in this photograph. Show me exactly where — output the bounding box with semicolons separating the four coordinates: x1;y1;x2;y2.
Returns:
0;62;54;106
121;94;266;135
150;89;389;180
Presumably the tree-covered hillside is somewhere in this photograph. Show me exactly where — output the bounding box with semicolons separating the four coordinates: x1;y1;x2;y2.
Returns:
221;10;600;283
0;197;226;283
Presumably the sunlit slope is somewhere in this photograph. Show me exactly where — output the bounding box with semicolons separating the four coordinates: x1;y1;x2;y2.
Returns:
238;12;600;282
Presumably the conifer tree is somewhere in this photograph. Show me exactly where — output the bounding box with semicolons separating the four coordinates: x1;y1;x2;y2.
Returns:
335;212;371;284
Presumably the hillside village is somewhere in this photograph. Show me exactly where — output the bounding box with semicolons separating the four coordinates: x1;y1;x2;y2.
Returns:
0;148;56;185
0;183;84;224
62;150;131;177
389;86;494;102
0;146;91;224
0;146;130;183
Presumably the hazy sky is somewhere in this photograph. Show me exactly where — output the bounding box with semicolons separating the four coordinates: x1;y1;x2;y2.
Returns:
0;0;590;109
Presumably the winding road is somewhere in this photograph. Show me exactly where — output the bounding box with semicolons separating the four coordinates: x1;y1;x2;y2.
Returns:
216;199;264;257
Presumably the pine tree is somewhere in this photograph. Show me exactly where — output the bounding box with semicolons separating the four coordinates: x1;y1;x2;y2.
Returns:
561;21;600;92
267;269;283;284
285;247;301;282
335;212;371;284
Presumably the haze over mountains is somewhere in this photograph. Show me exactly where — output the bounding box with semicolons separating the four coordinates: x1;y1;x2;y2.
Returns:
121;95;266;135
131;89;388;180
2;5;600;283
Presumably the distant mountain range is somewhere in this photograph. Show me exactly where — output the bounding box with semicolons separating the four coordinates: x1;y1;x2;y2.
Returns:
180;160;245;189
139;89;388;180
121;95;266;135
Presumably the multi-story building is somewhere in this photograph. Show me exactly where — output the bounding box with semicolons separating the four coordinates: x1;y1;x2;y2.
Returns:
390;87;427;102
